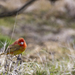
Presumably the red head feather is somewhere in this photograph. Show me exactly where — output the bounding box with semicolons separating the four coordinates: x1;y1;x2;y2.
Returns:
13;38;27;48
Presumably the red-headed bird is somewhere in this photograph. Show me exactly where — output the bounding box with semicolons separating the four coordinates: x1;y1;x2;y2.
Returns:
0;38;27;55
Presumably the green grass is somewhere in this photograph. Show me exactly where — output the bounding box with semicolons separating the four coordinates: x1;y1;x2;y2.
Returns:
0;34;14;49
34;71;47;75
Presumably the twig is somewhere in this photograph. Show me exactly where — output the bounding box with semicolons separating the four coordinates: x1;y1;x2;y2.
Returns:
0;0;36;18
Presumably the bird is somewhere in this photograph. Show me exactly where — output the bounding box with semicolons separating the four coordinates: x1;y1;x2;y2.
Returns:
0;38;27;55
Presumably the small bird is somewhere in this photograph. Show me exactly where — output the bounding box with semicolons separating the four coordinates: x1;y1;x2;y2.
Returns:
0;38;27;55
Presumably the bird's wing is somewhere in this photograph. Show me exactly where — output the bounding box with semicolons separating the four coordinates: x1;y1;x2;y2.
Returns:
6;44;21;53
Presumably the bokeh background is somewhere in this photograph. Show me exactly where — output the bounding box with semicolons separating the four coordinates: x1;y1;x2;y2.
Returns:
0;0;75;74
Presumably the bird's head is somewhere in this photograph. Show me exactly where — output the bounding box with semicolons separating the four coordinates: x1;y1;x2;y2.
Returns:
14;38;27;48
18;38;27;47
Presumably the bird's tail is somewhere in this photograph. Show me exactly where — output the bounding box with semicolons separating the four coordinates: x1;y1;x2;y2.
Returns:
0;53;5;55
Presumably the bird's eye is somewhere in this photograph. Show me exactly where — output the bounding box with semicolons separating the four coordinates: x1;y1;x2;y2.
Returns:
20;42;24;45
